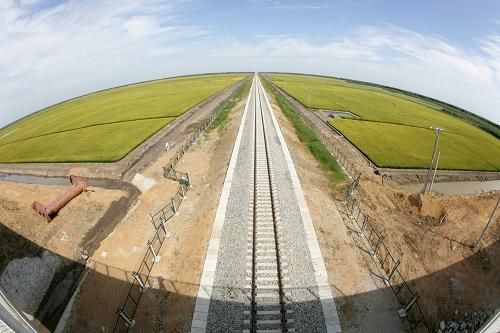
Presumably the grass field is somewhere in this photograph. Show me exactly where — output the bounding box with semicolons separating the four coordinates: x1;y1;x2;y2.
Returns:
269;73;500;171
0;73;247;163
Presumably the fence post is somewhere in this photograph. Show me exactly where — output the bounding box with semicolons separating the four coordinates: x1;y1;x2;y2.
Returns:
147;241;158;261
161;219;167;234
474;197;499;250
398;293;419;318
132;271;146;291
350;199;356;216
345;195;352;207
374;236;384;257
348;200;354;217
384;260;400;285
117;309;135;328
171;197;177;214
361;215;368;232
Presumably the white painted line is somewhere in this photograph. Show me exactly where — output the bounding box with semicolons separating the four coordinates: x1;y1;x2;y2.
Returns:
258;76;342;332
190;76;256;333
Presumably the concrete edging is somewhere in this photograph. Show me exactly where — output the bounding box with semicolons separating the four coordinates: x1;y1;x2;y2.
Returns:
190;77;255;333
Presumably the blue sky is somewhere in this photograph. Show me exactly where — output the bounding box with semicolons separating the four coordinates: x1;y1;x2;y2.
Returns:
1;0;500;127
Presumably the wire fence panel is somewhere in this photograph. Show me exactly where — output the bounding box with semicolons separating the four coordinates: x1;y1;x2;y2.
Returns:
342;187;430;332
113;79;251;332
113;180;190;332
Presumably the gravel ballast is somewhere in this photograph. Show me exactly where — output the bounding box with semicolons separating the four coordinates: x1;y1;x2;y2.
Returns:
204;77;339;332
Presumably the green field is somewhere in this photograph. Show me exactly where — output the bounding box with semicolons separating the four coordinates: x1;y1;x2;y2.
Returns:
269;73;500;171
0;73;247;162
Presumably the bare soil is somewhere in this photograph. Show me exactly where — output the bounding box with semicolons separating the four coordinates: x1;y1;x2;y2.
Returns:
0;179;128;332
59;98;247;332
355;178;499;326
0;180;126;270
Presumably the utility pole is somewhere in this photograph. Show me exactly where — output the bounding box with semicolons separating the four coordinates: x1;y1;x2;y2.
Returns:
422;127;443;193
428;151;440;193
474;197;499;250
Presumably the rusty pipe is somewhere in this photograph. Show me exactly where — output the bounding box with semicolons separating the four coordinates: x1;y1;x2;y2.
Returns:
31;175;88;222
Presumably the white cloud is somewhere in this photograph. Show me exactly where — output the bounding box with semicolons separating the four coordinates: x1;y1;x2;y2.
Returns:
0;0;205;127
254;0;335;10
200;26;500;124
0;1;499;128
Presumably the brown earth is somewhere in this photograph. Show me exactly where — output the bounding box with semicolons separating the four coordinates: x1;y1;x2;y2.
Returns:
58;97;247;332
3;77;497;333
0;179;129;332
355;178;499;326
0;180;126;271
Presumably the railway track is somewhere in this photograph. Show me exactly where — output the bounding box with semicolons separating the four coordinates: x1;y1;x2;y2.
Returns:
243;79;294;333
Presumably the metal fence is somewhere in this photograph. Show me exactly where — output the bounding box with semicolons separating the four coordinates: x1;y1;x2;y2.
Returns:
113;180;190;332
163;83;239;181
343;192;429;332
113;77;246;332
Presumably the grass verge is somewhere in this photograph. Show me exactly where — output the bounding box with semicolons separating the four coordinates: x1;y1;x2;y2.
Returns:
208;77;252;132
261;77;345;182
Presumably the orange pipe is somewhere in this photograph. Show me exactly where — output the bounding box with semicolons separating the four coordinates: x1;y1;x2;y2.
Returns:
32;175;88;222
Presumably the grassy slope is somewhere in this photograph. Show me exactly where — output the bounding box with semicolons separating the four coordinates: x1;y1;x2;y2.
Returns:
0;74;246;162
261;77;344;182
270;73;500;171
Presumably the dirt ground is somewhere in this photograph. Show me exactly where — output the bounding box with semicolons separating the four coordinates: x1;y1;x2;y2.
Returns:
59;97;247;333
3;78;497;333
355;177;499;326
0;180;126;270
0;179;128;332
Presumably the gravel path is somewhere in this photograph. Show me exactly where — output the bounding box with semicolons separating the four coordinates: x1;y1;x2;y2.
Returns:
195;75;340;332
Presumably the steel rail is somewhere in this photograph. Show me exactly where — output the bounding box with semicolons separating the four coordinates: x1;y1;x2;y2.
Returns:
248;79;289;332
